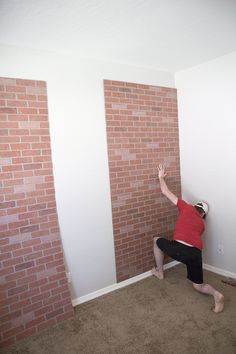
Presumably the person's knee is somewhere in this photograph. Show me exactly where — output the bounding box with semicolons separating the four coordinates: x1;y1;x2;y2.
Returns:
153;236;160;246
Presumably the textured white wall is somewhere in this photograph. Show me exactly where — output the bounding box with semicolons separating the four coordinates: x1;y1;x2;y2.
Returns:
0;44;175;298
175;51;236;274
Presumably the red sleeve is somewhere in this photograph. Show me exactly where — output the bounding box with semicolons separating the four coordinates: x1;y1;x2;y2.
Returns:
177;198;189;211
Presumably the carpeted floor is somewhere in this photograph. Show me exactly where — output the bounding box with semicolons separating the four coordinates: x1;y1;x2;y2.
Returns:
1;264;236;354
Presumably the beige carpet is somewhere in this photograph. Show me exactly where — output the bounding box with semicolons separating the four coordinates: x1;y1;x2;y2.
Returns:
2;264;236;354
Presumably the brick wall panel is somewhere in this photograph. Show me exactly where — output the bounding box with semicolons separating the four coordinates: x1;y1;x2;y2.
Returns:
104;80;181;282
0;77;74;348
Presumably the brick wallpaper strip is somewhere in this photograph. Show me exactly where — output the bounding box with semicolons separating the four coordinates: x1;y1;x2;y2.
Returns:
104;80;181;282
0;77;74;348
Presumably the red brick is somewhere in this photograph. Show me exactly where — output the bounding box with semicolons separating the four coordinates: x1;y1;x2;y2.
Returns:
0;92;15;99
0;115;7;122
12;157;32;164
9;129;29;135
30;216;48;224
37;95;47;101
17;94;36;100
31;291;50;304
4;178;23;187
22;239;41;248
0;307;10;318
40;281;58;292
22;301;43;314
15;261;35;272
9;220;28;229
51;285;68;296
0;76;71;345
29;115;48;121
10;143;31;150
0;107;17;114
0;266;14;277
28;101;47;108
61;290;71;299
38;109;48;114
0;281;16;291
17;197;36;206
8;114;28;121
7;100;27;107
0;295;18;307
3;325;24;339
104;80;180;281
0;201;15;209
25;315;45;328
17;274;37;286
22;149;40;156
48;272;65;282
1;243;21;253
16;79;36;86
34;305;53;317
31;129;49;135
0;236;8;244
36;81;46;88
20;287;40;299
8;285;28;296
36;255;54;266
18;211;37;220
5;192;26;201
46;308;63;320
29;278;48;289
5;270;26;282
53;298;70;310
27;264;45;275
21;136;39;142
56;310;74;323
3;257;24;267
24;251;43;261
10;299;31;311
18;108;38;114
46;259;64;269
0;245;12;258
23;163;42;170
20;225;39;234
33;242;52;252
13;247;32;257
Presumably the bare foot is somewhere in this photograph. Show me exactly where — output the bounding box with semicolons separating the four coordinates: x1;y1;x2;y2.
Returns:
212;292;224;313
151;267;164;280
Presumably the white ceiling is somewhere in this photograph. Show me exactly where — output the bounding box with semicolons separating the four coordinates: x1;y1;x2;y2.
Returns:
0;0;236;72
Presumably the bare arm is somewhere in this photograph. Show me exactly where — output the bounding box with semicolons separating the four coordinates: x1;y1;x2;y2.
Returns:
157;164;178;205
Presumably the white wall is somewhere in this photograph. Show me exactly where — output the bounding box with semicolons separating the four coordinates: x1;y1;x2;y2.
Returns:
0;44;175;299
175;51;236;274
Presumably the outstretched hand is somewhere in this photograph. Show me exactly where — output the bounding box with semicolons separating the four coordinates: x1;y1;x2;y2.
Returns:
157;164;167;179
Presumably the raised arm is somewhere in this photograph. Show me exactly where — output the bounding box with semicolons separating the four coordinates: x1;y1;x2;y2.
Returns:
157;164;178;205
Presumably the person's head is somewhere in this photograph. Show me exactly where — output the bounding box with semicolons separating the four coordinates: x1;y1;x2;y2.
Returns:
194;201;209;219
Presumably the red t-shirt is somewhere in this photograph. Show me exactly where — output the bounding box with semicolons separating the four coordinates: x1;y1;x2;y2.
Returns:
173;199;205;250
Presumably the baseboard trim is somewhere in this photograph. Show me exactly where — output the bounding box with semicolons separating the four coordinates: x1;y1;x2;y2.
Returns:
72;261;236;307
203;263;236;279
72;260;179;307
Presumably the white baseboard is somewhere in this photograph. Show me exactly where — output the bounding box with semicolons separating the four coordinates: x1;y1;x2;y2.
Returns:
72;260;179;307
203;263;236;279
72;261;236;307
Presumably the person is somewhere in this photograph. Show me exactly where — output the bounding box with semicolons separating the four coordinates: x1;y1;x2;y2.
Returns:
152;164;224;313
